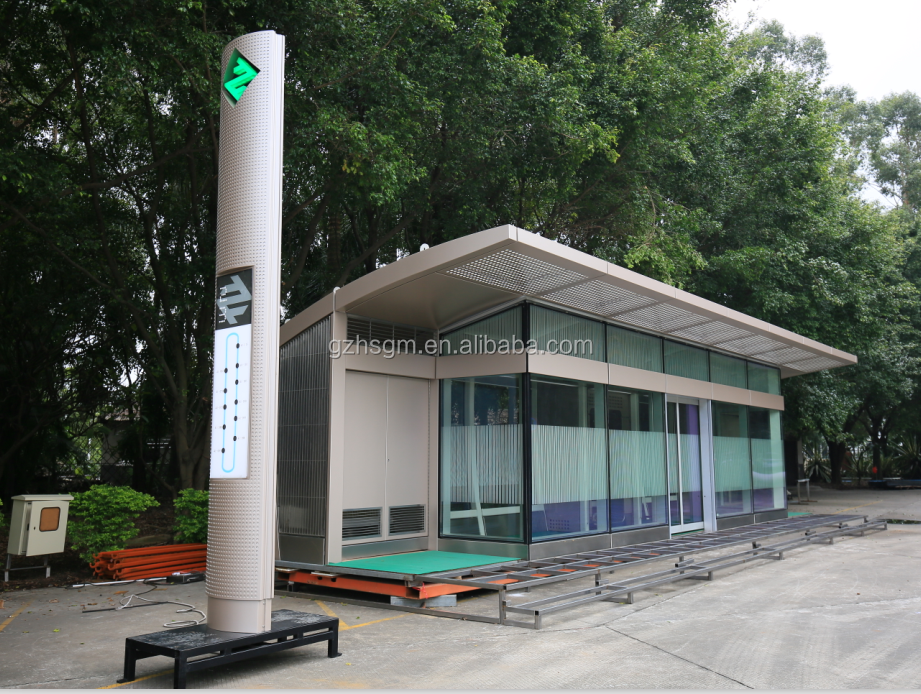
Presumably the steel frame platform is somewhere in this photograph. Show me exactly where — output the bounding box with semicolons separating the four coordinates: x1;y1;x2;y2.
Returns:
117;609;340;689
278;514;886;629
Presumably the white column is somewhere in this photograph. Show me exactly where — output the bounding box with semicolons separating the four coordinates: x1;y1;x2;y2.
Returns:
207;30;285;634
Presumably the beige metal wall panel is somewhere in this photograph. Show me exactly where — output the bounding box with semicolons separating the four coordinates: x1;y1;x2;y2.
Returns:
665;375;714;400
347;273;517;331
326;311;349;562
436;353;527;380
207;30;284;634
385;377;430;510
711;383;752;407
529;353;607;384
608;364;667;393
750;390;785;411
832;348;858;365
279;293;334;346
343;353;436;379
336;225;517;311
342;371;388;511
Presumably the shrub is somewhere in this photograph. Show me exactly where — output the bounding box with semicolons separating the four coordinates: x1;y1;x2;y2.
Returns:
0;498;6;529
173;489;209;544
69;485;159;563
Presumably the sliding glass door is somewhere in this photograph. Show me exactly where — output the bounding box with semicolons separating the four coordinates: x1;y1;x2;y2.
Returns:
666;398;704;532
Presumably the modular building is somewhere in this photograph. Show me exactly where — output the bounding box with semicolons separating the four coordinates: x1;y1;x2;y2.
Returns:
275;225;855;565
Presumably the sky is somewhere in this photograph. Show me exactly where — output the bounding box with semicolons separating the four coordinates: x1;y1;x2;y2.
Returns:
721;0;920;102
721;0;921;205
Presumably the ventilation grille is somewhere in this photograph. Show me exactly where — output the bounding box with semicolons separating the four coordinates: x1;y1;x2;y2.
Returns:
616;303;710;333
389;505;426;535
670;320;752;344
346;315;435;354
342;508;382;540
542;279;657;317
782;355;845;372
446;249;586;294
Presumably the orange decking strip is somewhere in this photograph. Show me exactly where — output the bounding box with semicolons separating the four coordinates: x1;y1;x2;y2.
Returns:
285;570;490;600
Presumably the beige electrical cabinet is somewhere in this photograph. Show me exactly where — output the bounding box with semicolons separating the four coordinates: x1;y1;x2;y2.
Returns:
8;494;73;556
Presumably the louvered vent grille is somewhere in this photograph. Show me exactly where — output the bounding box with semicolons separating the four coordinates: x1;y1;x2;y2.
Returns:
342;508;382;540
346;315;435;355
389;505;426;535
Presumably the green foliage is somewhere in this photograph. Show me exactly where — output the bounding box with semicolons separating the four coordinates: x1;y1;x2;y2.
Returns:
1;1;920;493
173;489;209;544
893;437;921;478
69;485;159;563
0;498;6;529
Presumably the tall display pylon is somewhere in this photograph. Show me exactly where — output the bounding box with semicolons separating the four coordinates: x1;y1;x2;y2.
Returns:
207;30;285;634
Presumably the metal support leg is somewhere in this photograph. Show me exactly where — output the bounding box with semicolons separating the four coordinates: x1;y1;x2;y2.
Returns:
44;556;50;579
4;554;10;583
117;641;137;684
327;626;341;658
174;654;188;689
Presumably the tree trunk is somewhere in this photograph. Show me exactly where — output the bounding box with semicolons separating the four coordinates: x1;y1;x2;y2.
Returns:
827;440;847;484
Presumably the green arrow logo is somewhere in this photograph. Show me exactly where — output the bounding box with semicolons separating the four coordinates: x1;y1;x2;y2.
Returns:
222;49;260;106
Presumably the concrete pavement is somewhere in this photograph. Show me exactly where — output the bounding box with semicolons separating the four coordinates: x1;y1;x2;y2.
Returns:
1;488;919;689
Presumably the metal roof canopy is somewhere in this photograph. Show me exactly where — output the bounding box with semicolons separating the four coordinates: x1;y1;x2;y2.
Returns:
281;225;856;378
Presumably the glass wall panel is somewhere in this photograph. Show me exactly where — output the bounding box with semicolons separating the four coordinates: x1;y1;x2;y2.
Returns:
664;341;709;381
712;401;753;517
608;388;668;531
747;362;781;395
608;325;663;372
751;408;786;512
530;305;604;361
666;401;704;525
440;374;524;541
440;306;522;356
530;375;608;541
710;353;747;389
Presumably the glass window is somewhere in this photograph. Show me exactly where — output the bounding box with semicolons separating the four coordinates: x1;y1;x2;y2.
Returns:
530;376;608;541
751;408;786;512
710;353;747;389
440;306;523;356
530;306;604;361
747;362;781;395
712;401;753;517
608;325;663;372
664;341;709;381
608;388;668;531
440;375;524;541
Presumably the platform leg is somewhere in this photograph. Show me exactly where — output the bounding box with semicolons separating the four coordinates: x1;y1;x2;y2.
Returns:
117;641;137;684
328;625;341;658
174;654;188;689
4;554;10;583
44;556;50;579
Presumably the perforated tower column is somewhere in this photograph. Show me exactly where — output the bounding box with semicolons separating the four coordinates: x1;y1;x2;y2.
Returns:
207;30;285;634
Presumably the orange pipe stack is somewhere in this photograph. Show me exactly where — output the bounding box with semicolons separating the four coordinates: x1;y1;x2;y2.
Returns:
92;544;207;580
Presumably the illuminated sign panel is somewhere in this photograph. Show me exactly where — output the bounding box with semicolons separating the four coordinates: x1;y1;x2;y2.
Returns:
222;49;260;106
210;269;253;479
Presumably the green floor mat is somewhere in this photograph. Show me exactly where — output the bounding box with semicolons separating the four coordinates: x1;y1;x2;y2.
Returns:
330;550;512;575
788;511;812;517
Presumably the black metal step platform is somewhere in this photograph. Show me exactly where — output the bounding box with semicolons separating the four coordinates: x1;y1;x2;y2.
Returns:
117;609;340;689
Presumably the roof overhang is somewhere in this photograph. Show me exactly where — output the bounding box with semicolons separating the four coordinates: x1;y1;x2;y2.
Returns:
281;225;857;378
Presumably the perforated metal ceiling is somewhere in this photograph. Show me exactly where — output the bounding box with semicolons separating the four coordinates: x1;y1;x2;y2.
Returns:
442;247;852;375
